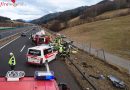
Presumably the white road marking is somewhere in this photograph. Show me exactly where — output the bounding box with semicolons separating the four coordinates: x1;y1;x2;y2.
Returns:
0;36;20;50
20;45;26;52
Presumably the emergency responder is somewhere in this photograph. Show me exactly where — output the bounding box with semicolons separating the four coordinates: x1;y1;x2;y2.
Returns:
59;45;63;54
55;33;62;45
53;35;62;51
8;52;16;70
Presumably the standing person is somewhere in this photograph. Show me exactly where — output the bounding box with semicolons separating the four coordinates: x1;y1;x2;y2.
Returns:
8;52;16;70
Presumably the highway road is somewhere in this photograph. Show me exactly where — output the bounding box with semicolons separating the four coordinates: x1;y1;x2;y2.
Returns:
0;26;33;39
0;27;81;90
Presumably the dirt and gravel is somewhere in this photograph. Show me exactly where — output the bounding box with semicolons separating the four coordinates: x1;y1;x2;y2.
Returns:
65;50;130;90
44;28;130;90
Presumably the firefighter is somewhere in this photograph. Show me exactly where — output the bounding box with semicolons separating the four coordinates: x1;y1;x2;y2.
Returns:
55;33;62;45
59;45;63;54
8;52;16;70
53;36;62;51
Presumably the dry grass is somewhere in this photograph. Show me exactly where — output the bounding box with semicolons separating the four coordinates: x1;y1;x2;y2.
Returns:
67;8;130;28
60;14;130;60
96;8;130;19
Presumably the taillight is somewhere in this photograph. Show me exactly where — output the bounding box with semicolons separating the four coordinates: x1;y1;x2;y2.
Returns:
40;58;43;60
26;54;29;57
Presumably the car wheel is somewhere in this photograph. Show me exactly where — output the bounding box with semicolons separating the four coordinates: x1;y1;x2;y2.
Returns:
40;60;43;66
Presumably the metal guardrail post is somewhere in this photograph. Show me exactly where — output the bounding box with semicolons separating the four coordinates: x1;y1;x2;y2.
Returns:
129;64;130;75
102;49;106;62
89;42;91;54
67;57;99;90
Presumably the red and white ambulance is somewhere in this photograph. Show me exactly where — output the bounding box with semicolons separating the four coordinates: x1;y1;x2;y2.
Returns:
26;44;58;65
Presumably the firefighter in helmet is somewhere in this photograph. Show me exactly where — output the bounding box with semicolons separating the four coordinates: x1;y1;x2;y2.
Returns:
8;52;16;70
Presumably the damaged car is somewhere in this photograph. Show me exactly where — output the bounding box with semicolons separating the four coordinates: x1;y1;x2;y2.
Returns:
107;75;126;89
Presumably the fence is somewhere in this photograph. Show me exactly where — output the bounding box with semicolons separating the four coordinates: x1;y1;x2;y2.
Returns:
43;27;130;75
64;38;130;75
65;38;130;74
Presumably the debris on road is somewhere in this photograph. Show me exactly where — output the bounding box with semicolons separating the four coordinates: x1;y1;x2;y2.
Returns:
65;50;130;90
107;75;126;89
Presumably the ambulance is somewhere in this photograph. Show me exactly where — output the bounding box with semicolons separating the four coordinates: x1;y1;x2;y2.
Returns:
26;44;58;65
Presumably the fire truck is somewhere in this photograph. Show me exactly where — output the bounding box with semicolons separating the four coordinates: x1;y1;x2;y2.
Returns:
31;30;51;45
0;62;69;90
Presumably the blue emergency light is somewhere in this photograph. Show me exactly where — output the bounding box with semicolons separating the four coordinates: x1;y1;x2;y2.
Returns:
34;71;55;80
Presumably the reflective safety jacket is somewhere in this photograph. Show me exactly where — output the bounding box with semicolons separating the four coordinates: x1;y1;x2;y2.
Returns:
8;55;16;66
54;37;62;45
59;46;63;53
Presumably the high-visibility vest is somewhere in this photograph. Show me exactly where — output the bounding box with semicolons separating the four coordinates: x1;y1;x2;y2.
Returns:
8;56;16;65
59;46;63;53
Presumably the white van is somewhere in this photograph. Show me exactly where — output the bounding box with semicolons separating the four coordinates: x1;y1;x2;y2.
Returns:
26;45;58;65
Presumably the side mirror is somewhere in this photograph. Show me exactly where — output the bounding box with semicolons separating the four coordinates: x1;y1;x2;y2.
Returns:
58;83;69;90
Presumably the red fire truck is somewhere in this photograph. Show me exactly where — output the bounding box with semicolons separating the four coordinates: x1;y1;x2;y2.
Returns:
31;30;51;45
0;62;69;90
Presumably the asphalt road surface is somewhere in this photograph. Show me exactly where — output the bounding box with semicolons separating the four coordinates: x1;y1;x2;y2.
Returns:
0;26;33;39
0;27;81;90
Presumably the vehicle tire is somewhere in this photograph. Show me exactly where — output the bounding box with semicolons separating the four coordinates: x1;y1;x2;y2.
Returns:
40;60;43;66
54;54;58;60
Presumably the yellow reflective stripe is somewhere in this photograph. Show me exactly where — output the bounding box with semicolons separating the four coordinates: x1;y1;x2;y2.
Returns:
8;56;16;65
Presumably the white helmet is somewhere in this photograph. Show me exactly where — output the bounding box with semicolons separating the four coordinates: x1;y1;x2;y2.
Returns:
57;33;60;36
10;52;13;56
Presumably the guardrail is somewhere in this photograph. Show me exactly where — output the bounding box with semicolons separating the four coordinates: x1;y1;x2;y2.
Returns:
42;27;99;90
0;32;20;44
66;57;99;90
0;27;33;47
0;27;16;30
43;27;130;75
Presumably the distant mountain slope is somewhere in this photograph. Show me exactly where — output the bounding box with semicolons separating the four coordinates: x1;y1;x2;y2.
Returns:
0;16;11;22
31;6;87;24
31;12;60;24
31;0;130;31
14;19;26;23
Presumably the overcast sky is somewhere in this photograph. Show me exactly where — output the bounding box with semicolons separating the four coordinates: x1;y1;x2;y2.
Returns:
0;0;102;20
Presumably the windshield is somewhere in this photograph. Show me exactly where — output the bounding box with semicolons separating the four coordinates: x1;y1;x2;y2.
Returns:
39;38;45;43
44;48;52;55
28;49;41;56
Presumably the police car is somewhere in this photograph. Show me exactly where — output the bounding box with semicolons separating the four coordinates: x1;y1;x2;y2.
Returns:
26;44;58;65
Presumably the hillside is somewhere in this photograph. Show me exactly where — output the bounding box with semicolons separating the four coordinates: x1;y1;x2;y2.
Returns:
31;6;87;24
0;16;28;27
0;16;11;22
60;14;130;60
68;8;130;27
31;0;130;31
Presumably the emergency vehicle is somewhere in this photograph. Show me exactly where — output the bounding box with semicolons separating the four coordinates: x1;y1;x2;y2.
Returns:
31;30;51;45
0;62;69;90
26;44;58;65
